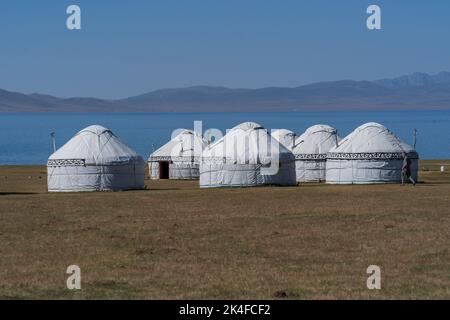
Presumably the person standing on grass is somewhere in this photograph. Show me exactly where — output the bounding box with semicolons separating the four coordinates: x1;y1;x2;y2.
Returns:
401;152;416;186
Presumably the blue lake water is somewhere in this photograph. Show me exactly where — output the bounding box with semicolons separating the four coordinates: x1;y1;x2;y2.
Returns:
0;110;449;164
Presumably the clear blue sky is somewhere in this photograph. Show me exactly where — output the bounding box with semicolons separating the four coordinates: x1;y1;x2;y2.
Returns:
1;0;449;99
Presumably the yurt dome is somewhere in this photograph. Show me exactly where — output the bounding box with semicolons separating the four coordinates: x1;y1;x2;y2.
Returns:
200;122;296;188
271;129;296;151
293;124;341;182
148;129;207;180
47;125;145;192
326;122;419;184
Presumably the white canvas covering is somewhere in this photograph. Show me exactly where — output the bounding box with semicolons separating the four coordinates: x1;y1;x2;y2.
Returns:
293;124;341;182
148;129;207;180
326;122;419;184
200;122;296;188
47;125;145;192
271;129;296;151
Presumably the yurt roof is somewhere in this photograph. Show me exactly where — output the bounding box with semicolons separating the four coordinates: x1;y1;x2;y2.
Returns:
230;121;264;132
149;129;207;161
202;122;294;164
79;125;111;136
327;122;418;159
271;129;296;150
48;125;143;165
271;129;295;138
293;124;340;157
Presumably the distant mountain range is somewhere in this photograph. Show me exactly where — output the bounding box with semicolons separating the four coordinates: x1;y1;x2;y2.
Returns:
1;71;450;112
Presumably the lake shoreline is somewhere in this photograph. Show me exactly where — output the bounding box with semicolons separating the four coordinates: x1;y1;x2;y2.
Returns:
1;111;449;164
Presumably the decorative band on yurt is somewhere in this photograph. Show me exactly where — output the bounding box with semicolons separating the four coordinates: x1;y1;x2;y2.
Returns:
47;159;86;167
326;151;419;160
295;154;327;160
148;156;199;162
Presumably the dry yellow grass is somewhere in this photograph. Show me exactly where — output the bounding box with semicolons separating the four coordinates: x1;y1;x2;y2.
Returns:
0;161;449;299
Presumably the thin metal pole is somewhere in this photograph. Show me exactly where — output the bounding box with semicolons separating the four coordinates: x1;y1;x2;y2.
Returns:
50;132;56;153
413;128;417;150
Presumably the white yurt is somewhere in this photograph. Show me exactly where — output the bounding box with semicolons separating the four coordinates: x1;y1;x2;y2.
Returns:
47;125;145;192
200;122;296;188
271;129;296;151
326;122;419;184
293;124;341;182
148;129;207;180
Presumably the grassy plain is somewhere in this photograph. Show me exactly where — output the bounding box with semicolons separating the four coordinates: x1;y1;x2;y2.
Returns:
0;160;449;299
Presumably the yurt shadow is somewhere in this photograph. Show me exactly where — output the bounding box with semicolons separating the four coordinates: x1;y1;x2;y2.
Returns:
0;192;39;195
